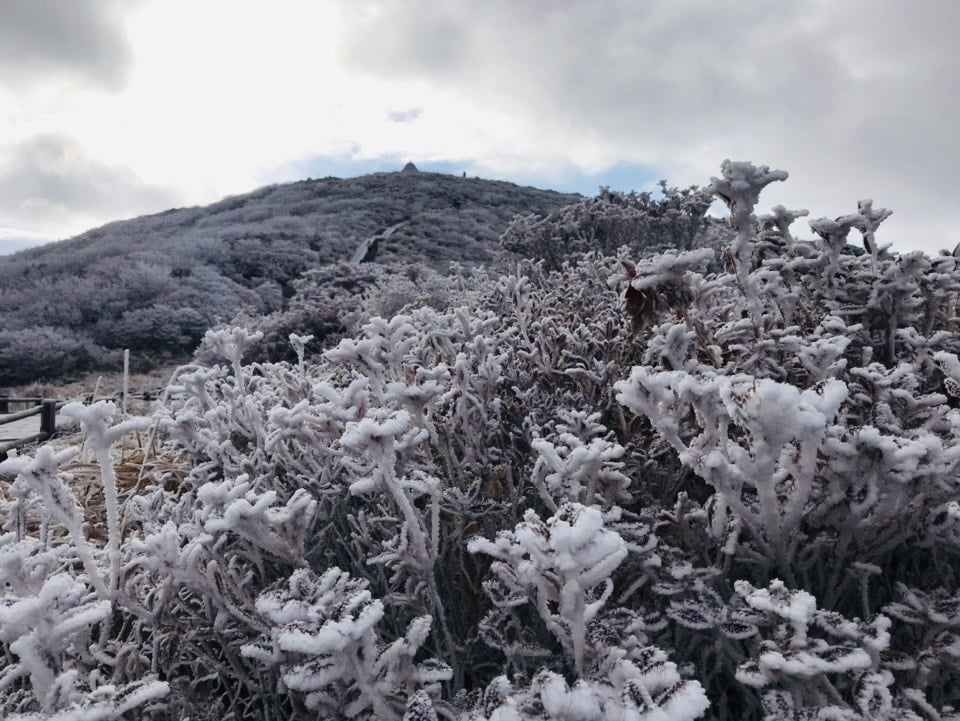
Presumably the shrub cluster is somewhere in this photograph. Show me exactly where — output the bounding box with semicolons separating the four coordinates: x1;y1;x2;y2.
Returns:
499;181;718;270
0;173;576;386
2;161;959;720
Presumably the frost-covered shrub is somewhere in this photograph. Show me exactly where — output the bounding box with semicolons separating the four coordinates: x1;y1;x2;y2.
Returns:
5;159;960;721
242;567;450;720
456;649;710;721
0;421;168;718
500;182;716;270
93;303;209;353
225;261;467;364
0;327;106;385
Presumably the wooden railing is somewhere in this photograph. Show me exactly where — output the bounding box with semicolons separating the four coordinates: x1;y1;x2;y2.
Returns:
0;396;61;457
1;385;162;458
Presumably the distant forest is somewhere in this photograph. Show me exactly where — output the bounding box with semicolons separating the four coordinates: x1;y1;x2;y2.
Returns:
0;172;580;385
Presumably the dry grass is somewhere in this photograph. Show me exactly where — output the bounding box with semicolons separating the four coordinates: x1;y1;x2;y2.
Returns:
1;431;191;549
69;447;192;548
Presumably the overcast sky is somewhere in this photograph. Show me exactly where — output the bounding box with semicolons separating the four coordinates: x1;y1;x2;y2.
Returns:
1;0;958;255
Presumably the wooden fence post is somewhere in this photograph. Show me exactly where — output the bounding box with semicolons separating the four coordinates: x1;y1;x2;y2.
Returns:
40;400;57;438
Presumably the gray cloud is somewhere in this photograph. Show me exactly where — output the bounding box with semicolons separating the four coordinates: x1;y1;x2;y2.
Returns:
0;134;180;235
0;0;136;90
334;0;960;251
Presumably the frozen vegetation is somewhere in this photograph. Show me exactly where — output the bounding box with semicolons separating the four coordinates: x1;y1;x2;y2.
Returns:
1;160;960;720
0;171;578;386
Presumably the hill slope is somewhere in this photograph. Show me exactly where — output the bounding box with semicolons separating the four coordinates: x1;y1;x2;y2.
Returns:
0;171;580;385
2;171;580;275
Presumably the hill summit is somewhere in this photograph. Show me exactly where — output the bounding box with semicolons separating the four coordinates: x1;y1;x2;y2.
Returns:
0;171;581;385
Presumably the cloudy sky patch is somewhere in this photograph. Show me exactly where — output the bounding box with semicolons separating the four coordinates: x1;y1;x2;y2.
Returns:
0;0;135;91
0;0;957;253
0;133;181;236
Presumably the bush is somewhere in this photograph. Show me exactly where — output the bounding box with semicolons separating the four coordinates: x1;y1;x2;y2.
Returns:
499;181;715;270
2;161;959;720
0;326;106;385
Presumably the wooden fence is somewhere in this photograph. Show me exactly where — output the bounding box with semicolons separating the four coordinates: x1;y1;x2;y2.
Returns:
0;396;61;457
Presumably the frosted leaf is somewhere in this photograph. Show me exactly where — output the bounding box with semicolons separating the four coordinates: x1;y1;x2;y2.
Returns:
197;476;316;562
882;602;925;625
654;680;711;721
202;326;263;363
719;620;759;640
60;400;151;442
761;689;794;720
859;615;892;652
758;643;872;678
108;678;170;715
244;566;446;718
929;597;960;626
810;215;861;248
879;650;917;671
341;409;412;451
283;654;338;692
385;380;446;414
128;521;181;575
933;630;960;658
240;640;280;665
736;580;817;643
403;690;438;721
814;610;861;639
709;160;788;218
405;616;434;651
730;607;770;627
530;434;633;506
289;332;314;358
621;678;653;714
278;598;385;654
554;409;608;442
627;248;715;291
483;676;513;714
634;609;669;632
413;658;453;684
855;671;894;719
0;573;113;701
469;503;628;674
652;581;687;596
635;659;680;694
0;446;82;530
537;672;602;721
667;599;717;630
8;672;170;721
630;644;669;670
481;577;527;609
736;659;772;688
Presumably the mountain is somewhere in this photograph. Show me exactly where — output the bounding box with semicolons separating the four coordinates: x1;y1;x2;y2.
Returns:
0;171;581;386
2;170;581;276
